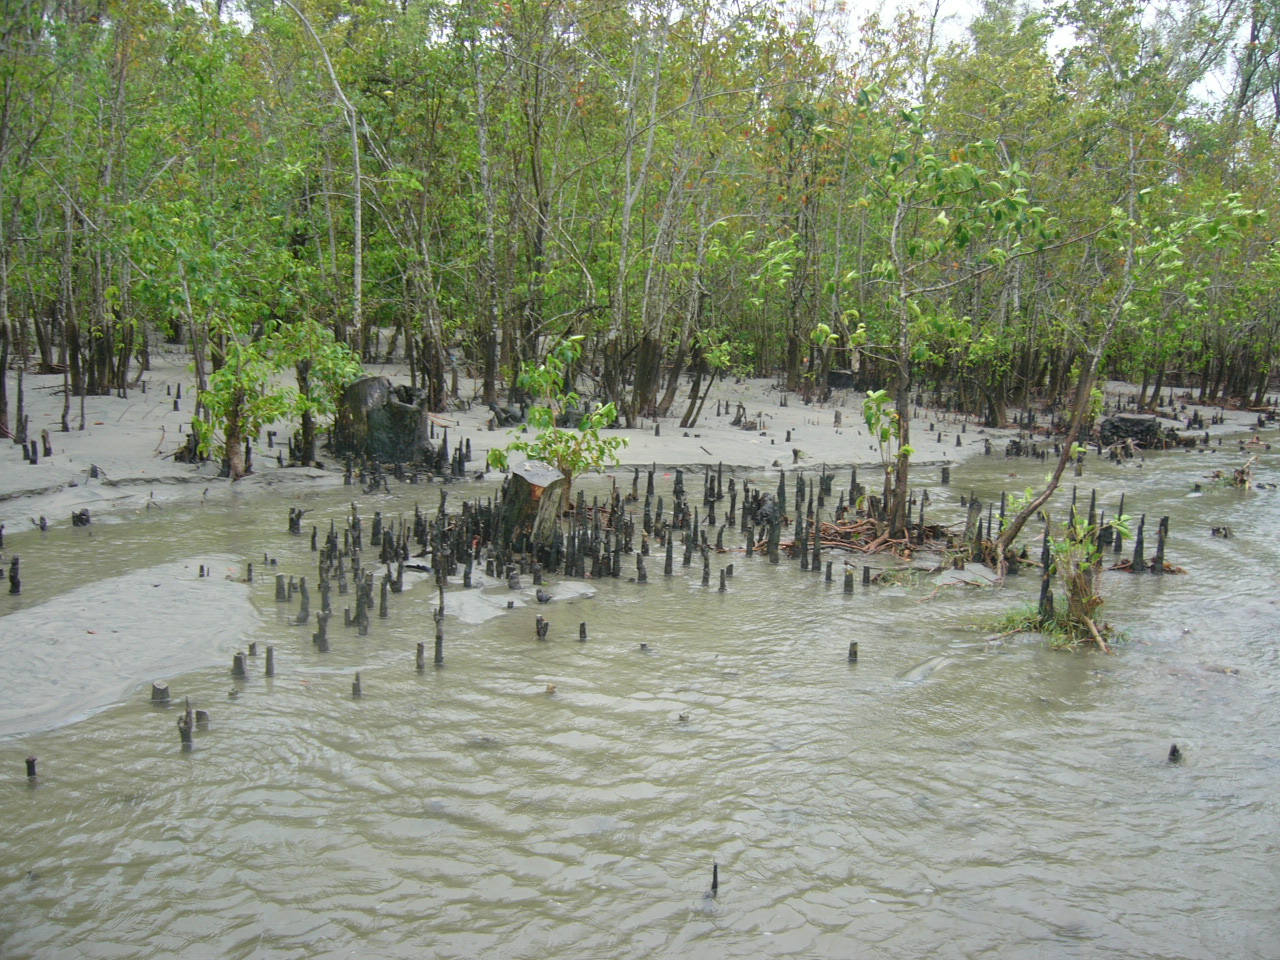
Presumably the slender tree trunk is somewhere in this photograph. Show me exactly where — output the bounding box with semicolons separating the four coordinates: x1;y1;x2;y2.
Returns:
603;12;670;408
0;322;8;439
468;28;501;405
417;187;447;410
1148;360;1166;409
630;143;691;422
656;341;686;418
178;264;207;396
320;160;342;337
680;368;718;429
0;214;8;438
225;392;247;480
278;0;360;348
14;366;25;444
889;353;912;540
678;347;703;425
657;196;709;417
296;359;316;464
993;353;1100;568
887;199;913;541
60;355;69;433
1253;361;1271;406
33;303;53;374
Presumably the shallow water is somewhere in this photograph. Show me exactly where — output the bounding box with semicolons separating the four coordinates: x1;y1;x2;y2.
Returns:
2;437;1279;959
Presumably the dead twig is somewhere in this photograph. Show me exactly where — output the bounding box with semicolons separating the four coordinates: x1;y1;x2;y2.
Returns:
1083;615;1111;654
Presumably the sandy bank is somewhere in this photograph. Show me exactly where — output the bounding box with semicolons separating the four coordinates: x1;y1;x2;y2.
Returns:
0;351;1268;529
0;557;256;738
0;354;1270;740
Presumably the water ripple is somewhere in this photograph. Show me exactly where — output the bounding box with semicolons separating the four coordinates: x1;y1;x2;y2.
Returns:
4;453;1280;958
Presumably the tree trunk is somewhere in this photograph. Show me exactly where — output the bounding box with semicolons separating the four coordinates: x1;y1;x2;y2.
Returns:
496;472;568;548
602;13;670;410
469;26;501;406
297;359;316;464
1148;360;1166;409
680;368;718;429
60;359;69;433
631;335;662;419
0;322;8;439
655;340;686;417
33;303;55;374
417;187;448;411
278;0;360;349
225;388;247;480
15;366;26;444
678;349;704;426
300;407;315;465
889;367;912;539
1253;365;1271;406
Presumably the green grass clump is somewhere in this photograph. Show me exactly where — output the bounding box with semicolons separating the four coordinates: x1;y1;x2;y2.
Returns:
991;603;1121;651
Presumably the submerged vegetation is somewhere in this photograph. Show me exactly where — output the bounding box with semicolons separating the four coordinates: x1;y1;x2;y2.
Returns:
996;511;1134;650
993;603;1104;651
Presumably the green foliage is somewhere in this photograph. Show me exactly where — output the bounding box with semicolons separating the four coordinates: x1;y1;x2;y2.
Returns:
195;317;363;468
1034;512;1131;646
994;510;1133;649
268;318;366;424
993;603;1075;647
3;0;1279;453
809;322;838;349
486;337;628;496
695;328;753;379
1051;511;1132;573
1000;487;1037;532
862;388;901;468
746;234;802;307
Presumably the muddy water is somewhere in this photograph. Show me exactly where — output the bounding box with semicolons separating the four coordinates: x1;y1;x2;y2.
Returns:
2;440;1279;959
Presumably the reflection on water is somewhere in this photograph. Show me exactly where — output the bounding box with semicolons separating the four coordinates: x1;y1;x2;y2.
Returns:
2;440;1279;959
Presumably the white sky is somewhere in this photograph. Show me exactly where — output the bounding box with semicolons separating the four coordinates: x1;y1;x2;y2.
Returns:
840;0;1240;108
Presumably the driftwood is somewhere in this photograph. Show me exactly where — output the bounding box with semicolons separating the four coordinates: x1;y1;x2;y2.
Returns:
1110;558;1186;574
488;402;523;427
1083;615;1111;654
757;518;952;559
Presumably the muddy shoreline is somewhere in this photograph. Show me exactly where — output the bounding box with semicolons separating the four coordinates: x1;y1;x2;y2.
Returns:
1;351;1264;530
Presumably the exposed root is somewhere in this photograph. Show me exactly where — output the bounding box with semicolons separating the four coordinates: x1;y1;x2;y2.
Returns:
1109;559;1187;574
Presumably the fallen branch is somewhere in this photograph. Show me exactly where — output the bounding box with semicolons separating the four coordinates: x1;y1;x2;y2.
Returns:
1083;615;1111;654
918;578;993;601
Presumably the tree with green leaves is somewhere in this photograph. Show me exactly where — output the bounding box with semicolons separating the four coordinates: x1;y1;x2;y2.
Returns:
994;194;1264;569
195;315;362;479
846;87;1047;539
3;0;1280;477
486;336;627;510
1000;510;1132;650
